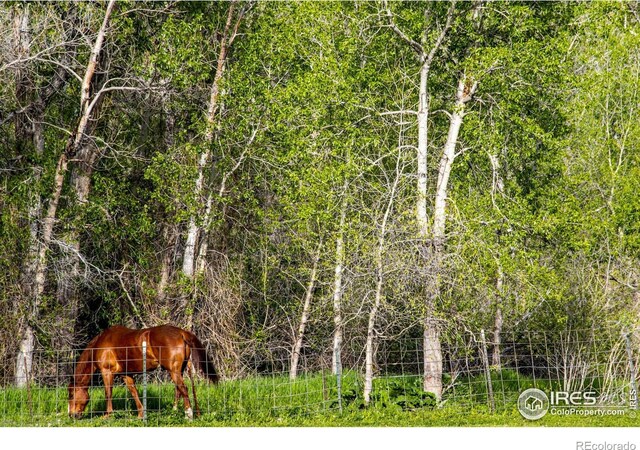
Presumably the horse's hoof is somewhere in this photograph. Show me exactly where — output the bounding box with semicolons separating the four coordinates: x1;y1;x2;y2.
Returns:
185;407;193;420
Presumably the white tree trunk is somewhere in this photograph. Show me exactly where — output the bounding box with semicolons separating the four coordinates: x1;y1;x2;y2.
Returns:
195;135;252;275
364;158;400;404
492;290;503;368
15;325;34;387
16;181;40;388
331;184;347;375
290;243;321;380
423;315;443;398
491;253;504;369
489;153;504;368
433;79;473;244
194;192;215;275
383;0;470;401
182;0;238;278
416;59;429;238
12;3;37;388
416;59;447;398
182;192;204;278
70;0;117;148
425;76;477;400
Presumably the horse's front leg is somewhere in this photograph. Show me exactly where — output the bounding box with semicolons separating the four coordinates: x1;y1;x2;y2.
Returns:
123;376;144;419
173;386;179;411
102;370;114;417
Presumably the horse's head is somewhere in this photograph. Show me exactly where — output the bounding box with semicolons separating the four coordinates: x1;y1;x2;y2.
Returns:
68;384;89;419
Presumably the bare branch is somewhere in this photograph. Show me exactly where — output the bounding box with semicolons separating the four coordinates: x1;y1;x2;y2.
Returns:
381;0;424;55
219;123;260;197
117;265;148;328
379;110;417;116
423;0;457;71
85;85;144;118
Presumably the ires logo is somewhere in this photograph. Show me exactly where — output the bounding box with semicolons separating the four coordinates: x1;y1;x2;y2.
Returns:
518;388;549;420
550;391;597;406
518;389;602;420
519;388;628;420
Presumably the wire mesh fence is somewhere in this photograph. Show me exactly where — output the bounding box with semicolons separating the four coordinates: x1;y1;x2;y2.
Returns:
1;327;638;425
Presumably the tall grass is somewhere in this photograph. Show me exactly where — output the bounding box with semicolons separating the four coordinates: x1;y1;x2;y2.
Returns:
0;370;632;426
0;372;345;425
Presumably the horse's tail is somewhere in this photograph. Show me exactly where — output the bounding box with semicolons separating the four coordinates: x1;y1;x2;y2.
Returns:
182;331;219;383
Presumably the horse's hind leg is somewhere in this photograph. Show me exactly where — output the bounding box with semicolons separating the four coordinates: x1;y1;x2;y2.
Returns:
188;360;201;417
102;370;114;418
172;361;184;410
123;376;144;418
168;364;192;419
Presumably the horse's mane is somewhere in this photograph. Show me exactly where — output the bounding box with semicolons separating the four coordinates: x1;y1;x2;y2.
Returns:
71;333;102;388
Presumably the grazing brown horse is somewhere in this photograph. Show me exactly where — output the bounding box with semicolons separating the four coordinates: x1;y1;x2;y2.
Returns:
68;324;218;419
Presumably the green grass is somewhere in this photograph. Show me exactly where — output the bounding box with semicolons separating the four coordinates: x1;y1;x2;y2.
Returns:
1;370;638;427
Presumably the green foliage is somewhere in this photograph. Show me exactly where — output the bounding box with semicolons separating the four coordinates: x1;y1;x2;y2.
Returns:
371;377;438;411
1;0;640;398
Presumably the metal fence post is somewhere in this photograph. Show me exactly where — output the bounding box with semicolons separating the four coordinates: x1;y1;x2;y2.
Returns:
142;341;148;422
25;351;33;417
624;333;638;410
321;365;327;409
480;329;495;414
